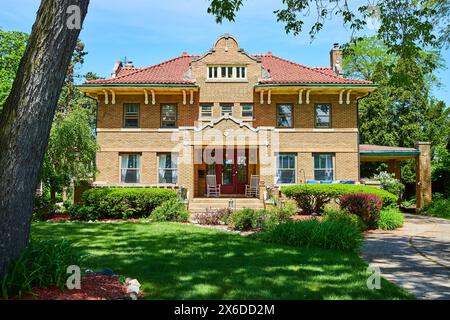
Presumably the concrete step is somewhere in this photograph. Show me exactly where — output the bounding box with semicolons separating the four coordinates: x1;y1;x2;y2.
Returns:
189;197;264;212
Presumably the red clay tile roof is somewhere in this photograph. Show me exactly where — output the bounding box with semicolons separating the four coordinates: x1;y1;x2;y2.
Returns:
84;53;373;86
85;55;196;85
360;145;418;152
256;54;373;85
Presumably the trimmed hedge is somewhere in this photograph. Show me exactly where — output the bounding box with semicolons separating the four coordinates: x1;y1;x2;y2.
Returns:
282;184;398;214
81;187;177;219
256;219;363;252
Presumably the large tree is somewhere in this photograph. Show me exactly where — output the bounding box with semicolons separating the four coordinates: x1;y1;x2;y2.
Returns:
0;0;89;277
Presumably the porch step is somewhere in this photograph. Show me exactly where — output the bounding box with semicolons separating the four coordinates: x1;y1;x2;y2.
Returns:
189;197;264;212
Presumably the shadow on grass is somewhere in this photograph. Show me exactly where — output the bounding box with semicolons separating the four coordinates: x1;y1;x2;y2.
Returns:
32;222;412;300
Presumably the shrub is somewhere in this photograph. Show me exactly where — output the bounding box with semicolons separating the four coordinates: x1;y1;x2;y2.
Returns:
282;184;397;214
0;240;84;299
422;195;450;219
377;208;404;230
67;205;99;221
339;194;382;229
32;194;57;221
256;203;298;230
323;208;366;231
151;198;190;222
230;208;259;231
256;220;363;252
192;208;232;225
82;187;177;219
372;171;405;198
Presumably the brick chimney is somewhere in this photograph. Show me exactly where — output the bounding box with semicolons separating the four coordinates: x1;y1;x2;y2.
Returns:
111;60;123;78
330;43;343;76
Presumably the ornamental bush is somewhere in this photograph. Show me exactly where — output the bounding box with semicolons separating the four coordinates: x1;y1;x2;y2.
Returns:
81;187;177;219
377;208;404;230
339;194;382;229
151;198;190;222
323;208;366;231
256;219;363;252
372;171;405;198
192;208;232;225
281;184;397;214
230;208;259;231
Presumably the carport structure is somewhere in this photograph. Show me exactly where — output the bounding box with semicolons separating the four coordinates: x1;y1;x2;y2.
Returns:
359;142;432;210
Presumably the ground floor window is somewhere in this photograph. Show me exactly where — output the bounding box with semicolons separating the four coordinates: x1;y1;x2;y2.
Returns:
276;153;296;184
159;153;178;184
120;154;140;183
314;153;334;180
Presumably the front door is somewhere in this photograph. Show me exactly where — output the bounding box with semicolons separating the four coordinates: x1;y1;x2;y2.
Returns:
217;148;247;194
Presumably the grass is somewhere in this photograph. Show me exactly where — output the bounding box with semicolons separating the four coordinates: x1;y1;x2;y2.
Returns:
31;222;413;300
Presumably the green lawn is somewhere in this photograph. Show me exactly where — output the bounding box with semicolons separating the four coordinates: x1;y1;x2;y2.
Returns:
32;222;412;299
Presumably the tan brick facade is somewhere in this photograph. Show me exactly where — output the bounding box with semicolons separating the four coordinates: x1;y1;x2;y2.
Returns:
89;35;367;198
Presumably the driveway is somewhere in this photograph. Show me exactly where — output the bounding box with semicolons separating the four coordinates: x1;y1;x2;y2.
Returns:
362;214;450;300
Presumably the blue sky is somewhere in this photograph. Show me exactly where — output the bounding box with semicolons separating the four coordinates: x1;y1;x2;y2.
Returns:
0;0;449;103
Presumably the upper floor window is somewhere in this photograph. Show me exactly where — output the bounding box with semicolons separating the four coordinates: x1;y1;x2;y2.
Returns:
208;66;247;80
276;153;296;184
315;104;331;128
241;104;253;118
221;104;233;117
314;153;334;181
123;104;139;128
277;104;293;128
200;104;213;118
120;154;140;183
161;104;177;128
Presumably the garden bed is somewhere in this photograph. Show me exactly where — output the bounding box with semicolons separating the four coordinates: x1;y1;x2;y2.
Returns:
10;274;132;300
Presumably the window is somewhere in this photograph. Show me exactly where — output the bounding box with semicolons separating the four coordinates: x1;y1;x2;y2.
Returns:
277;104;293;128
207;66;247;80
200;104;212;118
159;153;178;184
315;104;331;128
161;104;177;128
221;104;233;116
120;154;140;183
276;153;296;184
241;104;253;118
314;154;334;180
123;104;139;128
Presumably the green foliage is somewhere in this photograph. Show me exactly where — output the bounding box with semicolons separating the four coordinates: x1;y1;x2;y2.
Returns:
372;171;405;198
67;205;99;221
282;184;397;214
230;208;259;231
422;194;450;219
323;208;366;231
377;208;404;230
256;220;363;252
32;194;57;221
82;187;178;219
151;198;190;222
431;144;450;197
0;240;84;299
339;194;383;229
0;29;28;110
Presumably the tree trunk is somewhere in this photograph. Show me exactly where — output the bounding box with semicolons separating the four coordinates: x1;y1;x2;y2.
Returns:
0;0;89;278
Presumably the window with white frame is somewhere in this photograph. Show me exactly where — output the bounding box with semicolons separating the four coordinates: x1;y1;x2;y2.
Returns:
276;153;296;184
200;104;212;118
159;153;178;184
221;104;233;116
120;154;140;183
207;66;247;80
315;104;331;128
314;153;334;180
241;104;253;118
123;104;140;128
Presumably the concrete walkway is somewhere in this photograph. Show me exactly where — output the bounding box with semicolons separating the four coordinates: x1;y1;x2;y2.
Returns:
362;214;450;300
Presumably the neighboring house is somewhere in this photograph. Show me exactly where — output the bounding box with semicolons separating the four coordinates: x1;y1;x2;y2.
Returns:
78;34;430;206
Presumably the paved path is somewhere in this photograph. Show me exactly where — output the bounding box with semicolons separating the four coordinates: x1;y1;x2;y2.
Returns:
362;214;450;300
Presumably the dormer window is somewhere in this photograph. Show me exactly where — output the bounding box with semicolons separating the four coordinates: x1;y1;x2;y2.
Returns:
207;66;247;80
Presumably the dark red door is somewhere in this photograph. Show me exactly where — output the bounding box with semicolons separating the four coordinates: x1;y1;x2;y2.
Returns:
217;148;247;194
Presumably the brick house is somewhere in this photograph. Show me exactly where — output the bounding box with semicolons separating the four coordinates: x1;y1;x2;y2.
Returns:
79;34;431;208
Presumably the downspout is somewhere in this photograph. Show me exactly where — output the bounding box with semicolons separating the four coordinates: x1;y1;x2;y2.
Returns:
356;92;372;183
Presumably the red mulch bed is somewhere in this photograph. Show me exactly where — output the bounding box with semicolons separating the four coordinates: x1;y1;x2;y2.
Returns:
12;274;130;300
47;213;71;222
